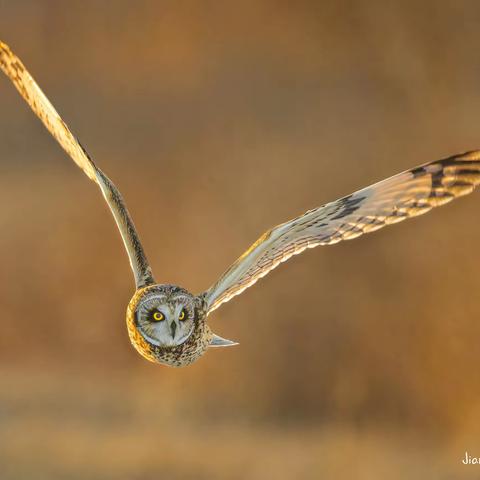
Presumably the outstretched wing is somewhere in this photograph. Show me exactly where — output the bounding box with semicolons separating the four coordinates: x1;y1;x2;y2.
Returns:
0;41;154;289
203;151;480;313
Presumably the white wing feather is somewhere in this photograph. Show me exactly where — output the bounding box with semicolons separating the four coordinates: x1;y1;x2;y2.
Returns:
204;151;480;313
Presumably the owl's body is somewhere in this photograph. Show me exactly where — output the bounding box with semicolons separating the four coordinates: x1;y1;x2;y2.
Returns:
2;40;480;367
126;285;211;367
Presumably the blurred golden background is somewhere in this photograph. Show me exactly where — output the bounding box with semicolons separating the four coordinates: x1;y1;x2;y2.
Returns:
1;1;480;478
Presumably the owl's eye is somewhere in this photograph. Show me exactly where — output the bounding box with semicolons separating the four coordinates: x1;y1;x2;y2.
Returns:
179;309;187;321
150;310;165;322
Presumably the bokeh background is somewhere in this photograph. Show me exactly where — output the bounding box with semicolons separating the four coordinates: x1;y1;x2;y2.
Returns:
1;1;480;478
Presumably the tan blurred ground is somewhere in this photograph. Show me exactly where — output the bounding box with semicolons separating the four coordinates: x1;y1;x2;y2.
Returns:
1;1;480;478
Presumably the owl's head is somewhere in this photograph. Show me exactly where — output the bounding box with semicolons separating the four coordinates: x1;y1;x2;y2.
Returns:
126;284;237;366
134;285;196;348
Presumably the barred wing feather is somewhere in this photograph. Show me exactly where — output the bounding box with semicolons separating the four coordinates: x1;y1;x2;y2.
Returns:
204;151;480;313
0;41;153;288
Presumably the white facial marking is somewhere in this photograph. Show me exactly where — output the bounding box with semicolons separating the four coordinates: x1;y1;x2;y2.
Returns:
136;291;195;347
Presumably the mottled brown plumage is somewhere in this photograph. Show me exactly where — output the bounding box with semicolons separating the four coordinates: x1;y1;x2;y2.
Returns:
2;40;480;367
126;285;212;367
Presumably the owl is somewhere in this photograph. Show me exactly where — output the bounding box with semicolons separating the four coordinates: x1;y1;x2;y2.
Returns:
1;41;480;367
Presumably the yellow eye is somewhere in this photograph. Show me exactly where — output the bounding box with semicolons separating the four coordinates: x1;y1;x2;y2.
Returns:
152;311;164;322
179;309;186;321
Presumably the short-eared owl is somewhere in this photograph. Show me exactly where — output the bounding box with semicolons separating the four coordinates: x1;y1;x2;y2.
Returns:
1;41;479;366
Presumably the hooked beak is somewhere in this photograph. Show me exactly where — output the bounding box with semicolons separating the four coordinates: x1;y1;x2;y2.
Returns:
170;321;177;338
